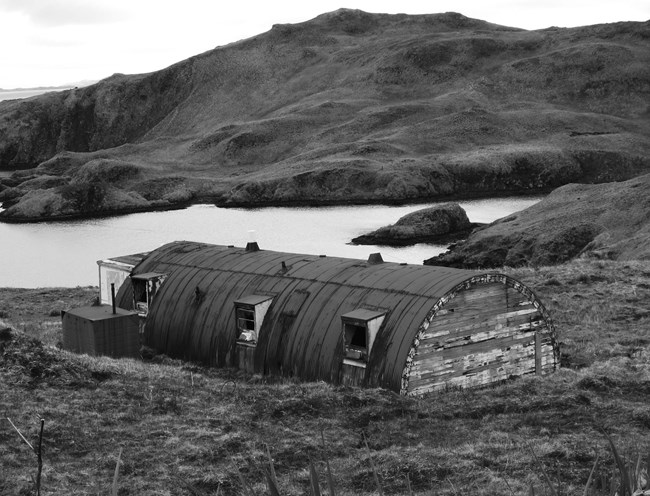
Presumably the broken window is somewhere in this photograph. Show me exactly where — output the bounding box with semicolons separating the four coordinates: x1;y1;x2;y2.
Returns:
234;295;273;347
131;273;166;316
133;280;147;311
344;322;368;360
236;307;256;337
341;309;387;366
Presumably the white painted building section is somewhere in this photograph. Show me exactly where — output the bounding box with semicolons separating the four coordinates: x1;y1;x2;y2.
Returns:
97;253;148;305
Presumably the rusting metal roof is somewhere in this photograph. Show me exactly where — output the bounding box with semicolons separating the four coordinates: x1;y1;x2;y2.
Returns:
116;241;556;394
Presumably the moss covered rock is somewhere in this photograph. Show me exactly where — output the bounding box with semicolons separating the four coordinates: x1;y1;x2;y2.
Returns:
352;203;474;246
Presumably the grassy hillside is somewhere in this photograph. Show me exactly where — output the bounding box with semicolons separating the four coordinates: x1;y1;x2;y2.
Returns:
0;10;649;220
2;259;650;494
426;171;650;267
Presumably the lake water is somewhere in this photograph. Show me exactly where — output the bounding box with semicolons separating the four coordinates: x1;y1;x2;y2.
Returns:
0;88;72;102
0;197;540;288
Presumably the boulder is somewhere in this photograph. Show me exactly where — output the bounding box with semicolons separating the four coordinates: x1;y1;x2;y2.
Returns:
352;203;474;246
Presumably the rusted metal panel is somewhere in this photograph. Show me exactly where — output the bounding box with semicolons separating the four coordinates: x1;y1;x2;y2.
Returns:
296;283;356;382
259;284;310;376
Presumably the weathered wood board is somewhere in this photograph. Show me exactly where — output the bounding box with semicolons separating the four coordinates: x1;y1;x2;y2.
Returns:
404;281;557;395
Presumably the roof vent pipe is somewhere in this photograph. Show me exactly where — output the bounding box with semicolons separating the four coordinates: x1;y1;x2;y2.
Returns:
367;253;384;264
246;230;259;252
110;283;116;314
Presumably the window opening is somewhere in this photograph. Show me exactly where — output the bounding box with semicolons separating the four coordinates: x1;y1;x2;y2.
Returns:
131;272;166;316
344;322;368;360
341;309;387;366
237;307;256;341
234;295;273;347
133;280;147;309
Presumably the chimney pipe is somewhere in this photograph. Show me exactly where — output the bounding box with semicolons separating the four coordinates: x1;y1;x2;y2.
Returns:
245;230;259;252
367;252;384;264
110;283;116;314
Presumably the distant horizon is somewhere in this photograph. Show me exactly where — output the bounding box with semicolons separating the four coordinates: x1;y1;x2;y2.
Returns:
0;81;96;92
1;1;648;89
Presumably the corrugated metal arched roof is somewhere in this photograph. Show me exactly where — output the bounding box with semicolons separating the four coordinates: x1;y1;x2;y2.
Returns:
116;241;555;393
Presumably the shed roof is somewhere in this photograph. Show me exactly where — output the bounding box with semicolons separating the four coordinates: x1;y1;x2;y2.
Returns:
97;252;148;268
131;272;166;281
66;305;137;322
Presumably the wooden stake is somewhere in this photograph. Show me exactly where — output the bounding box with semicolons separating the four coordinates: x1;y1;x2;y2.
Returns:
36;418;44;496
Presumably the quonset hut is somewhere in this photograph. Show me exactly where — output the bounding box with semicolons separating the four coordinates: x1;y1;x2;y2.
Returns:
116;241;558;395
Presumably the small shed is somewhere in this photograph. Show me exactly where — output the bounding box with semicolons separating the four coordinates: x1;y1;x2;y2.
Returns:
62;305;140;358
116;241;559;395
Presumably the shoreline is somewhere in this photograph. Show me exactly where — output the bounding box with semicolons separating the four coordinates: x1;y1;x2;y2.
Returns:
0;187;549;224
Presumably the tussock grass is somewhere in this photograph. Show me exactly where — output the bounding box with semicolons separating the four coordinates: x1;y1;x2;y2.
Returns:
1;259;650;494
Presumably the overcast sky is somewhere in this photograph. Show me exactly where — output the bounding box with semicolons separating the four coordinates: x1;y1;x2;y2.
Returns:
1;0;648;89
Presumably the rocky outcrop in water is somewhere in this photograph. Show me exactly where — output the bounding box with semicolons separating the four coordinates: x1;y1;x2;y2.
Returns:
352;203;475;246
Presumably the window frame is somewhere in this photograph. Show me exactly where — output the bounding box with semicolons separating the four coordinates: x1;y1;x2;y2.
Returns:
341;309;387;367
234;295;274;347
236;306;256;333
131;272;166;316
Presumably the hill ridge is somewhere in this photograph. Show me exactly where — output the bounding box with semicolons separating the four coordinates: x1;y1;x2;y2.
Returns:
0;10;648;220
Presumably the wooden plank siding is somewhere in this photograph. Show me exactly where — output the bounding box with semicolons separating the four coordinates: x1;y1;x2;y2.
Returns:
402;278;557;395
340;362;367;387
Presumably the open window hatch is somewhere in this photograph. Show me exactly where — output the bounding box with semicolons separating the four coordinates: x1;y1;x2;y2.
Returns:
131;273;166;316
342;309;387;367
234;294;274;347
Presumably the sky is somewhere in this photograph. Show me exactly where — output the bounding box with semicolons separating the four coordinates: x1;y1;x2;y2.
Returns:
0;0;648;89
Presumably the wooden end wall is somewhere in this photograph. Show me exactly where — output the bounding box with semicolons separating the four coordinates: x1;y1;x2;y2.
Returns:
403;276;557;395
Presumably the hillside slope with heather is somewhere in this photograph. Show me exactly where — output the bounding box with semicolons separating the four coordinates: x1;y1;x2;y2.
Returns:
0;10;649;220
425;172;650;268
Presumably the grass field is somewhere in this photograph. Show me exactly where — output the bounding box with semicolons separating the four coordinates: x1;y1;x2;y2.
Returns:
1;258;650;495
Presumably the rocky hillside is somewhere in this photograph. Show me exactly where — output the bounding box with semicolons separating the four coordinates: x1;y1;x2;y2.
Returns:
425;172;650;268
0;10;649;220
